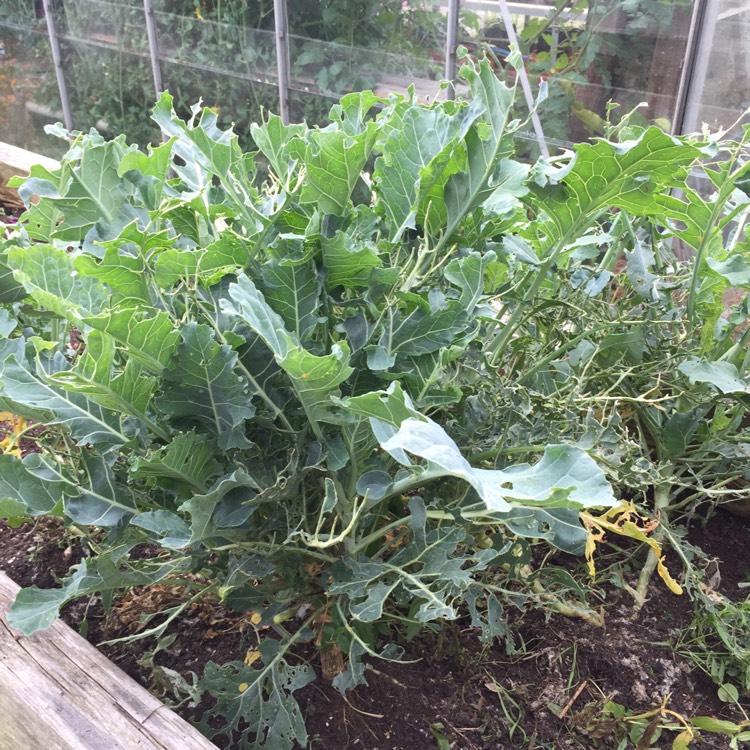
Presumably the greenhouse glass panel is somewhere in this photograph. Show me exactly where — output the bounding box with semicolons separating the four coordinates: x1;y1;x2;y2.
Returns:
287;0;447;124
684;0;750;135
152;0;281;147
54;0;160;145
0;9;65;157
458;0;695;147
158;59;279;150
0;27;63;158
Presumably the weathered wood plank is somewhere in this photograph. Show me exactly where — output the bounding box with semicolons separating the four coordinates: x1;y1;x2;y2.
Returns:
0;572;218;750
0;142;59;211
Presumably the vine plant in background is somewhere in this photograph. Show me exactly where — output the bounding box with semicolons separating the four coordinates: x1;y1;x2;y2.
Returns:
1;54;749;748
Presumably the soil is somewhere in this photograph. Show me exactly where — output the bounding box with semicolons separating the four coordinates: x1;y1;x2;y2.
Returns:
1;509;748;750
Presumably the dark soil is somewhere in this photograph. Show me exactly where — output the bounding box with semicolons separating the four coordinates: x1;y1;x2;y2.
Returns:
1;509;749;750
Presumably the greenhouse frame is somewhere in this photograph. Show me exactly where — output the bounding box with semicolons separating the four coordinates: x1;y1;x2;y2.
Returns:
0;0;747;158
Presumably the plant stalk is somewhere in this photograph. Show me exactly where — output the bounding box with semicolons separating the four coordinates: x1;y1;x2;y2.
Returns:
633;482;671;611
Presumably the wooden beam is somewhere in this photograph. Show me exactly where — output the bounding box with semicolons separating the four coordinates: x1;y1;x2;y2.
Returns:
0;572;218;750
0;141;59;212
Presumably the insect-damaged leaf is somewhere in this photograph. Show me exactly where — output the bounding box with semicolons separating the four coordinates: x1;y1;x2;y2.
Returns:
83;307;180;373
198;639;315;750
7;244;109;320
131;432;223;493
378;418;616;512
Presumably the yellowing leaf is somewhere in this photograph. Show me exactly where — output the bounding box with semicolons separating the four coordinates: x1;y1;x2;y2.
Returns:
581;503;683;596
0;413;27;458
244;649;261;666
238;682;249;693
672;729;693;749
249;612;262;626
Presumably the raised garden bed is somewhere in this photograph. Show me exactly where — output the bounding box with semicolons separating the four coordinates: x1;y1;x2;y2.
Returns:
0;569;218;750
2;57;750;750
0;512;748;749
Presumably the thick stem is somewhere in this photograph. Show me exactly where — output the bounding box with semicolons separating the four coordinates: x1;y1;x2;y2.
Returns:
531;579;604;627
632;483;671;611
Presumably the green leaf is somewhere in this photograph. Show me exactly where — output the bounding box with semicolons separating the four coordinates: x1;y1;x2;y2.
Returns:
154;233;252;288
320;226;382;290
152;93;237;188
131;510;191;549
75;243;151;306
9;562;92;634
18;136;130;243
179;470;259;544
83;308;180;373
707;253;750;287
368;301;472;369
500;235;539;266
0;309;17;338
331;90;382;136
151;94;267;237
7;244;109;319
4;450;135;528
48;331;158;430
222;274;292;360
678;358;749;394
502;508;588;554
198;640;315;750
692;716;743;734
331;497;500;623
158;323;255;450
625;239;661;299
291;122;378;216
56;451;137;526
224;275;353;421
530;128;702;243
0;352;127;447
336;382;420;426
8;551;180;636
400;350;465;409
379;418;616;511
0;496;28;521
0;454;64;515
429;724;451;750
280;343;353;422
0;254;28;303
260;254;321;343
444;251;497;312
443;59;518;240
662;411;702;458
131;432;223;493
718;683;740;703
117;137;175;209
250;114;306;185
374;98;466;240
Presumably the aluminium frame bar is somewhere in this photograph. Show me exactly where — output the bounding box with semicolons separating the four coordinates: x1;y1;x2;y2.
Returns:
672;0;708;135
42;0;73;130
496;0;549;158
444;0;460;99
143;0;164;98
273;0;291;124
679;0;720;135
